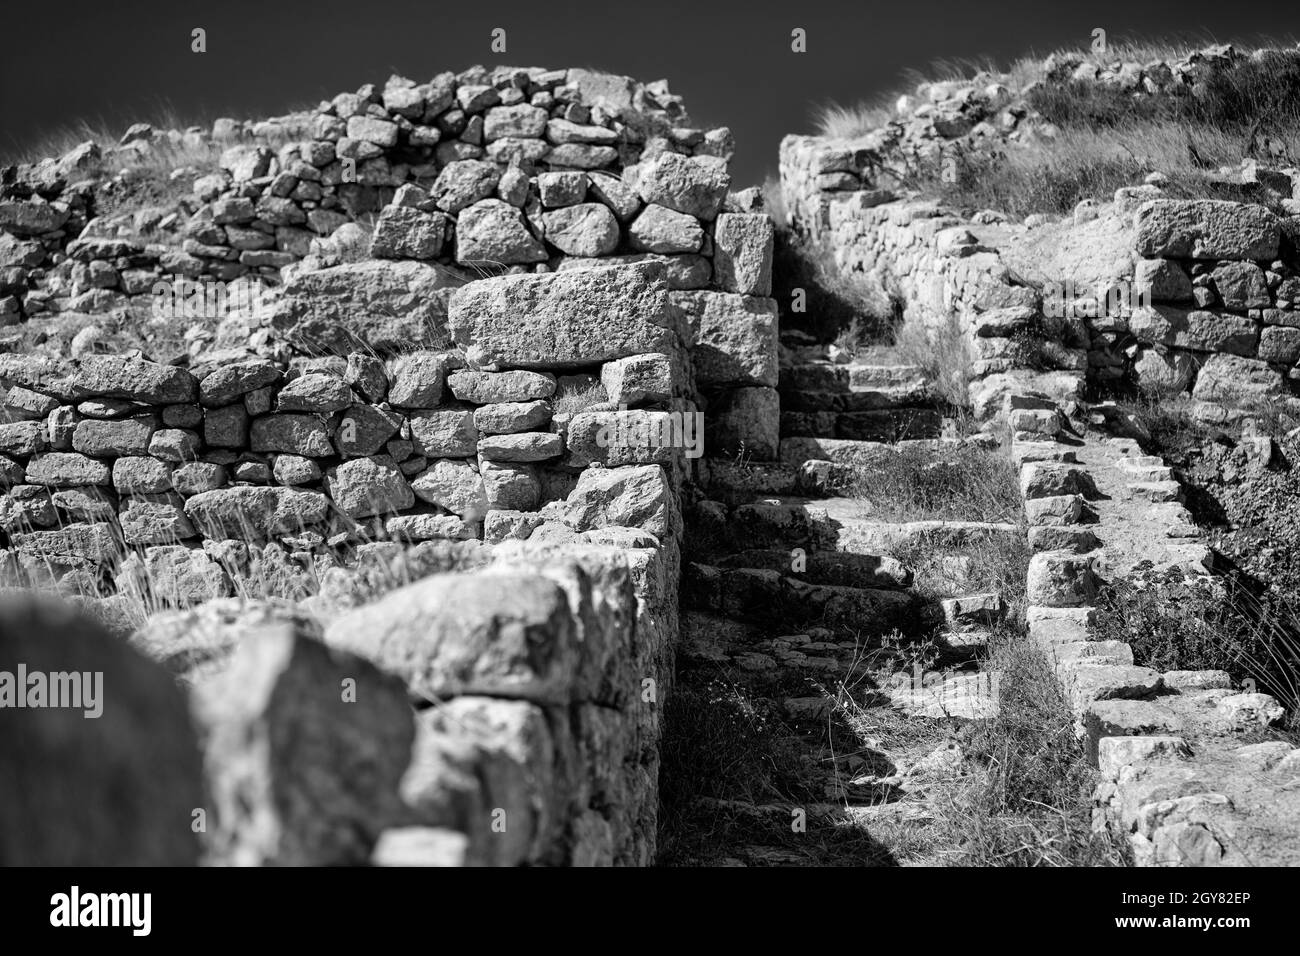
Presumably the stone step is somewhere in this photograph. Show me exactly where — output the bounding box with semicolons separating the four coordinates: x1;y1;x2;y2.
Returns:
779;361;927;393
780;381;939;413
705;495;1023;556
780;407;944;441
886;669;1001;719
778;434;998;468
1127;480;1182;503
684;562;923;634
713;547;913;589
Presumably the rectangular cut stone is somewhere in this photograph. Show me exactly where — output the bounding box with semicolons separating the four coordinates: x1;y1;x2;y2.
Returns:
1135;199;1280;261
670;290;778;387
447;261;676;370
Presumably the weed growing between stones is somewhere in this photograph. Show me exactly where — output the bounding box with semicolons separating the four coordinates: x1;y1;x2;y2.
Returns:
833;443;1023;524
887;311;974;409
770;229;896;345
890;529;1031;614
929;626;1133;867
1092;573;1300;729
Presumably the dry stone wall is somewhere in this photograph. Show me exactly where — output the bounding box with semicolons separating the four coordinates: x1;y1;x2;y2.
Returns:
0;65;780;867
1009;392;1299;866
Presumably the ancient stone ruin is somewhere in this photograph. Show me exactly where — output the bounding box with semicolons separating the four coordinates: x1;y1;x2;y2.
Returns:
3;45;1300;869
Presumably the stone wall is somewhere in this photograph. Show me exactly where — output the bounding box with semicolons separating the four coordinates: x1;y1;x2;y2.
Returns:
1009;391;1298;866
0;65;781;867
1123;198;1300;421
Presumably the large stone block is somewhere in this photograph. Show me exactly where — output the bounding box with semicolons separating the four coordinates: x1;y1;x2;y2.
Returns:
269;259;461;356
1135;199;1280;261
0;355;197;405
1026;550;1100;607
712;213;774;296
325;456;414;518
192;621;413;865
634;152;729;220
448;261;677;370
706;386;780;460
0;596;204;865
1190;353;1286;404
323;571;580;704
563;464;675;539
401;697;563;865
454;199;547;265
183;486;329;538
1129;305;1258;356
670;290;778;387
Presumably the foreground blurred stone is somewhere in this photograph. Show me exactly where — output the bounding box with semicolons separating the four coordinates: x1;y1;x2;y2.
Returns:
0;595;204;865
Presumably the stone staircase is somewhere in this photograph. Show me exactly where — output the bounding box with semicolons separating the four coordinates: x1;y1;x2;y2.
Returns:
667;349;1015;865
778;357;950;442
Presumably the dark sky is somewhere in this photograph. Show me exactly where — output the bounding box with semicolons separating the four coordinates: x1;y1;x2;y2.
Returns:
2;0;1297;185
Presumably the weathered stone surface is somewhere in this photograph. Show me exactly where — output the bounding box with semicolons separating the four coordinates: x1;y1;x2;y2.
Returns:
274;373;352;414
447;369;556;403
587;172;642;221
71;416;156;457
385;513;474;541
707;386;779;459
600;353;674;406
473;400;551;434
1135;199;1280;261
1129;305;1258;356
200;360;282;407
0;421;46;456
323;571;579;704
400;696;562;865
1026;550;1099;606
563;464;674;538
542;203;619;256
480;460;540;511
120;493;196;545
432;160;500;213
25;452;111;487
1211;261;1271;310
628;204;703;254
270;259;459;356
411;458;488;520
535;171;585;209
1133;348;1196;394
192;622;413;865
1097;736;1192;781
409;408;478;457
0;597;204;864
1258;326;1300;365
272;454;322;486
1191;353;1285;404
455;199;547;265
1215;692;1284;730
484;104;548;141
11;522;117;563
324;455;414;519
172;461;227;495
1134;258;1192;302
478;432;563;461
112;456;172;493
1020;463;1091;500
184;486;329;538
712;213;774;296
250;414;335;457
334;404;402;457
635;152;729;219
204;404;249;448
387;352;448;408
370;205;450;260
449;261;676;369
671;290;778;387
